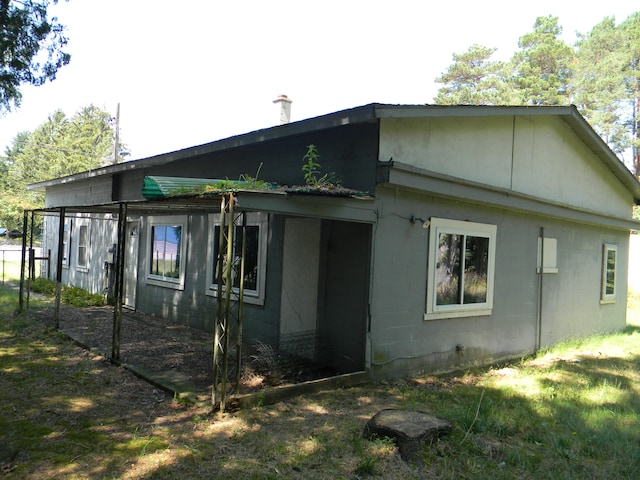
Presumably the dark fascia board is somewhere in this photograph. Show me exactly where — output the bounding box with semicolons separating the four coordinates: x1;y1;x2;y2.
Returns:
28;103;640;203
28;103;381;191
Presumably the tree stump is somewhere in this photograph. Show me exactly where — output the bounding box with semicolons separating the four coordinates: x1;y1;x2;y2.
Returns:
363;409;452;463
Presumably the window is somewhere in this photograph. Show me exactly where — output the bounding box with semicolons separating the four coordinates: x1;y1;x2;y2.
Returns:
206;212;267;304
425;218;497;320
77;224;89;270
146;216;187;290
62;220;72;267
601;244;617;303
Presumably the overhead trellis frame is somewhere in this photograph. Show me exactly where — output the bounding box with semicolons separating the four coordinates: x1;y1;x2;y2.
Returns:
212;192;246;411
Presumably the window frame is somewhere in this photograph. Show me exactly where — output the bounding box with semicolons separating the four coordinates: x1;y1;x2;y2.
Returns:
205;212;268;305
425;217;497;320
145;215;188;290
62;220;72;268
76;222;90;272
600;243;617;304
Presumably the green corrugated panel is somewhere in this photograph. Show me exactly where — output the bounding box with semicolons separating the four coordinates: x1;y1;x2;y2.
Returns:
142;176;258;200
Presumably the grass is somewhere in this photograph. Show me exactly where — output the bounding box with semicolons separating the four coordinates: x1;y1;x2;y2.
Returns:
0;260;21;285
2;285;640;478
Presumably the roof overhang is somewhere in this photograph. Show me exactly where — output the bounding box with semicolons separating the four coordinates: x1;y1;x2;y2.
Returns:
373;104;640;205
33;189;378;224
27;103;640;205
378;161;640;231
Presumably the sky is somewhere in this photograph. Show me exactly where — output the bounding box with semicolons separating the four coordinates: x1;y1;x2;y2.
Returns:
0;0;638;161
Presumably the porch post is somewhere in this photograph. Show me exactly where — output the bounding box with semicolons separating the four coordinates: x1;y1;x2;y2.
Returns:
54;208;65;328
111;203;127;363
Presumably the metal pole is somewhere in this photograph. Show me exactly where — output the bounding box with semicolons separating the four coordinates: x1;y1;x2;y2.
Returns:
54;208;65;328
220;194;235;411
536;227;545;353
235;211;246;394
26;211;34;311
213;194;227;408
111;203;127;363
18;211;29;312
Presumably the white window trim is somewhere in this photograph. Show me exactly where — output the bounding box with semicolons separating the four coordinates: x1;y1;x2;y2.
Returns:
76;222;90;272
205;212;267;306
600;243;617;304
62;220;72;269
145;215;188;291
425;217;497;321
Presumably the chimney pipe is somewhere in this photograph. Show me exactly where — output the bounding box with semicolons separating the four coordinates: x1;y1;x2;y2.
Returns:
273;94;292;125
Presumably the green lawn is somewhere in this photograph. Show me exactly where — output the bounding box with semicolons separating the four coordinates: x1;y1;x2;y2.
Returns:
1;284;640;478
0;260;21;285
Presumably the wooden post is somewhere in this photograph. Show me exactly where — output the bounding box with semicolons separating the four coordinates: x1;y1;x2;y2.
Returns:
111;203;127;363
54;208;65;329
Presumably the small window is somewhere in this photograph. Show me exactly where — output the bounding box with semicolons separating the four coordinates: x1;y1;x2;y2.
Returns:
146;216;187;290
601;244;617;303
62;221;72;267
425;218;497;320
206;212;267;304
77;224;89;270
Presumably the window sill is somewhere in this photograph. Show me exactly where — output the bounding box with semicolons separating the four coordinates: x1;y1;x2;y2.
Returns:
600;298;616;305
77;266;89;273
205;288;264;306
424;308;492;321
146;276;184;291
536;267;559;274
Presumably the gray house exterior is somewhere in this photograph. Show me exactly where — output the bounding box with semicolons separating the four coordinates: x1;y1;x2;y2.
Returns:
32;104;640;379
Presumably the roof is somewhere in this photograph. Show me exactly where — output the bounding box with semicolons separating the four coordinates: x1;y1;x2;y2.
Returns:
141;175;370;201
28;103;640;203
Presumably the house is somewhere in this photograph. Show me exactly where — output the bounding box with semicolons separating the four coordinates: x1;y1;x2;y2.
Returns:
30;104;640;380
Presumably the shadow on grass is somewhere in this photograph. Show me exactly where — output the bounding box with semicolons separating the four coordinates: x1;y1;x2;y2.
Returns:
392;348;640;479
4;281;640;479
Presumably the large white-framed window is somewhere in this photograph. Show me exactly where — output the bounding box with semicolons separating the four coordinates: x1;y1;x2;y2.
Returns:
206;212;268;305
601;244;617;304
425;218;497;320
146;215;188;290
62;220;72;267
77;223;89;271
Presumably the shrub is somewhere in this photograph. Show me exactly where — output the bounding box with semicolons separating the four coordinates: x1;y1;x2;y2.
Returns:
29;277;105;307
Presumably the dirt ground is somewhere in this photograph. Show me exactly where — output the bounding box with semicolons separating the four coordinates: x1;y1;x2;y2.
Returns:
29;304;214;397
28;302;334;403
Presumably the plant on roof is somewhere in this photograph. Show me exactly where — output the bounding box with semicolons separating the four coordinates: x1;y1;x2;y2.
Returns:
301;145;340;188
167;164;272;197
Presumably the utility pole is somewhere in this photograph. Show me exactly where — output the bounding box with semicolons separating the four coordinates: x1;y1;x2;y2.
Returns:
113;103;120;165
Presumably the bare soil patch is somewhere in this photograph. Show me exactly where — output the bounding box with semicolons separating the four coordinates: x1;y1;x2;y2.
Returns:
28;303;336;402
